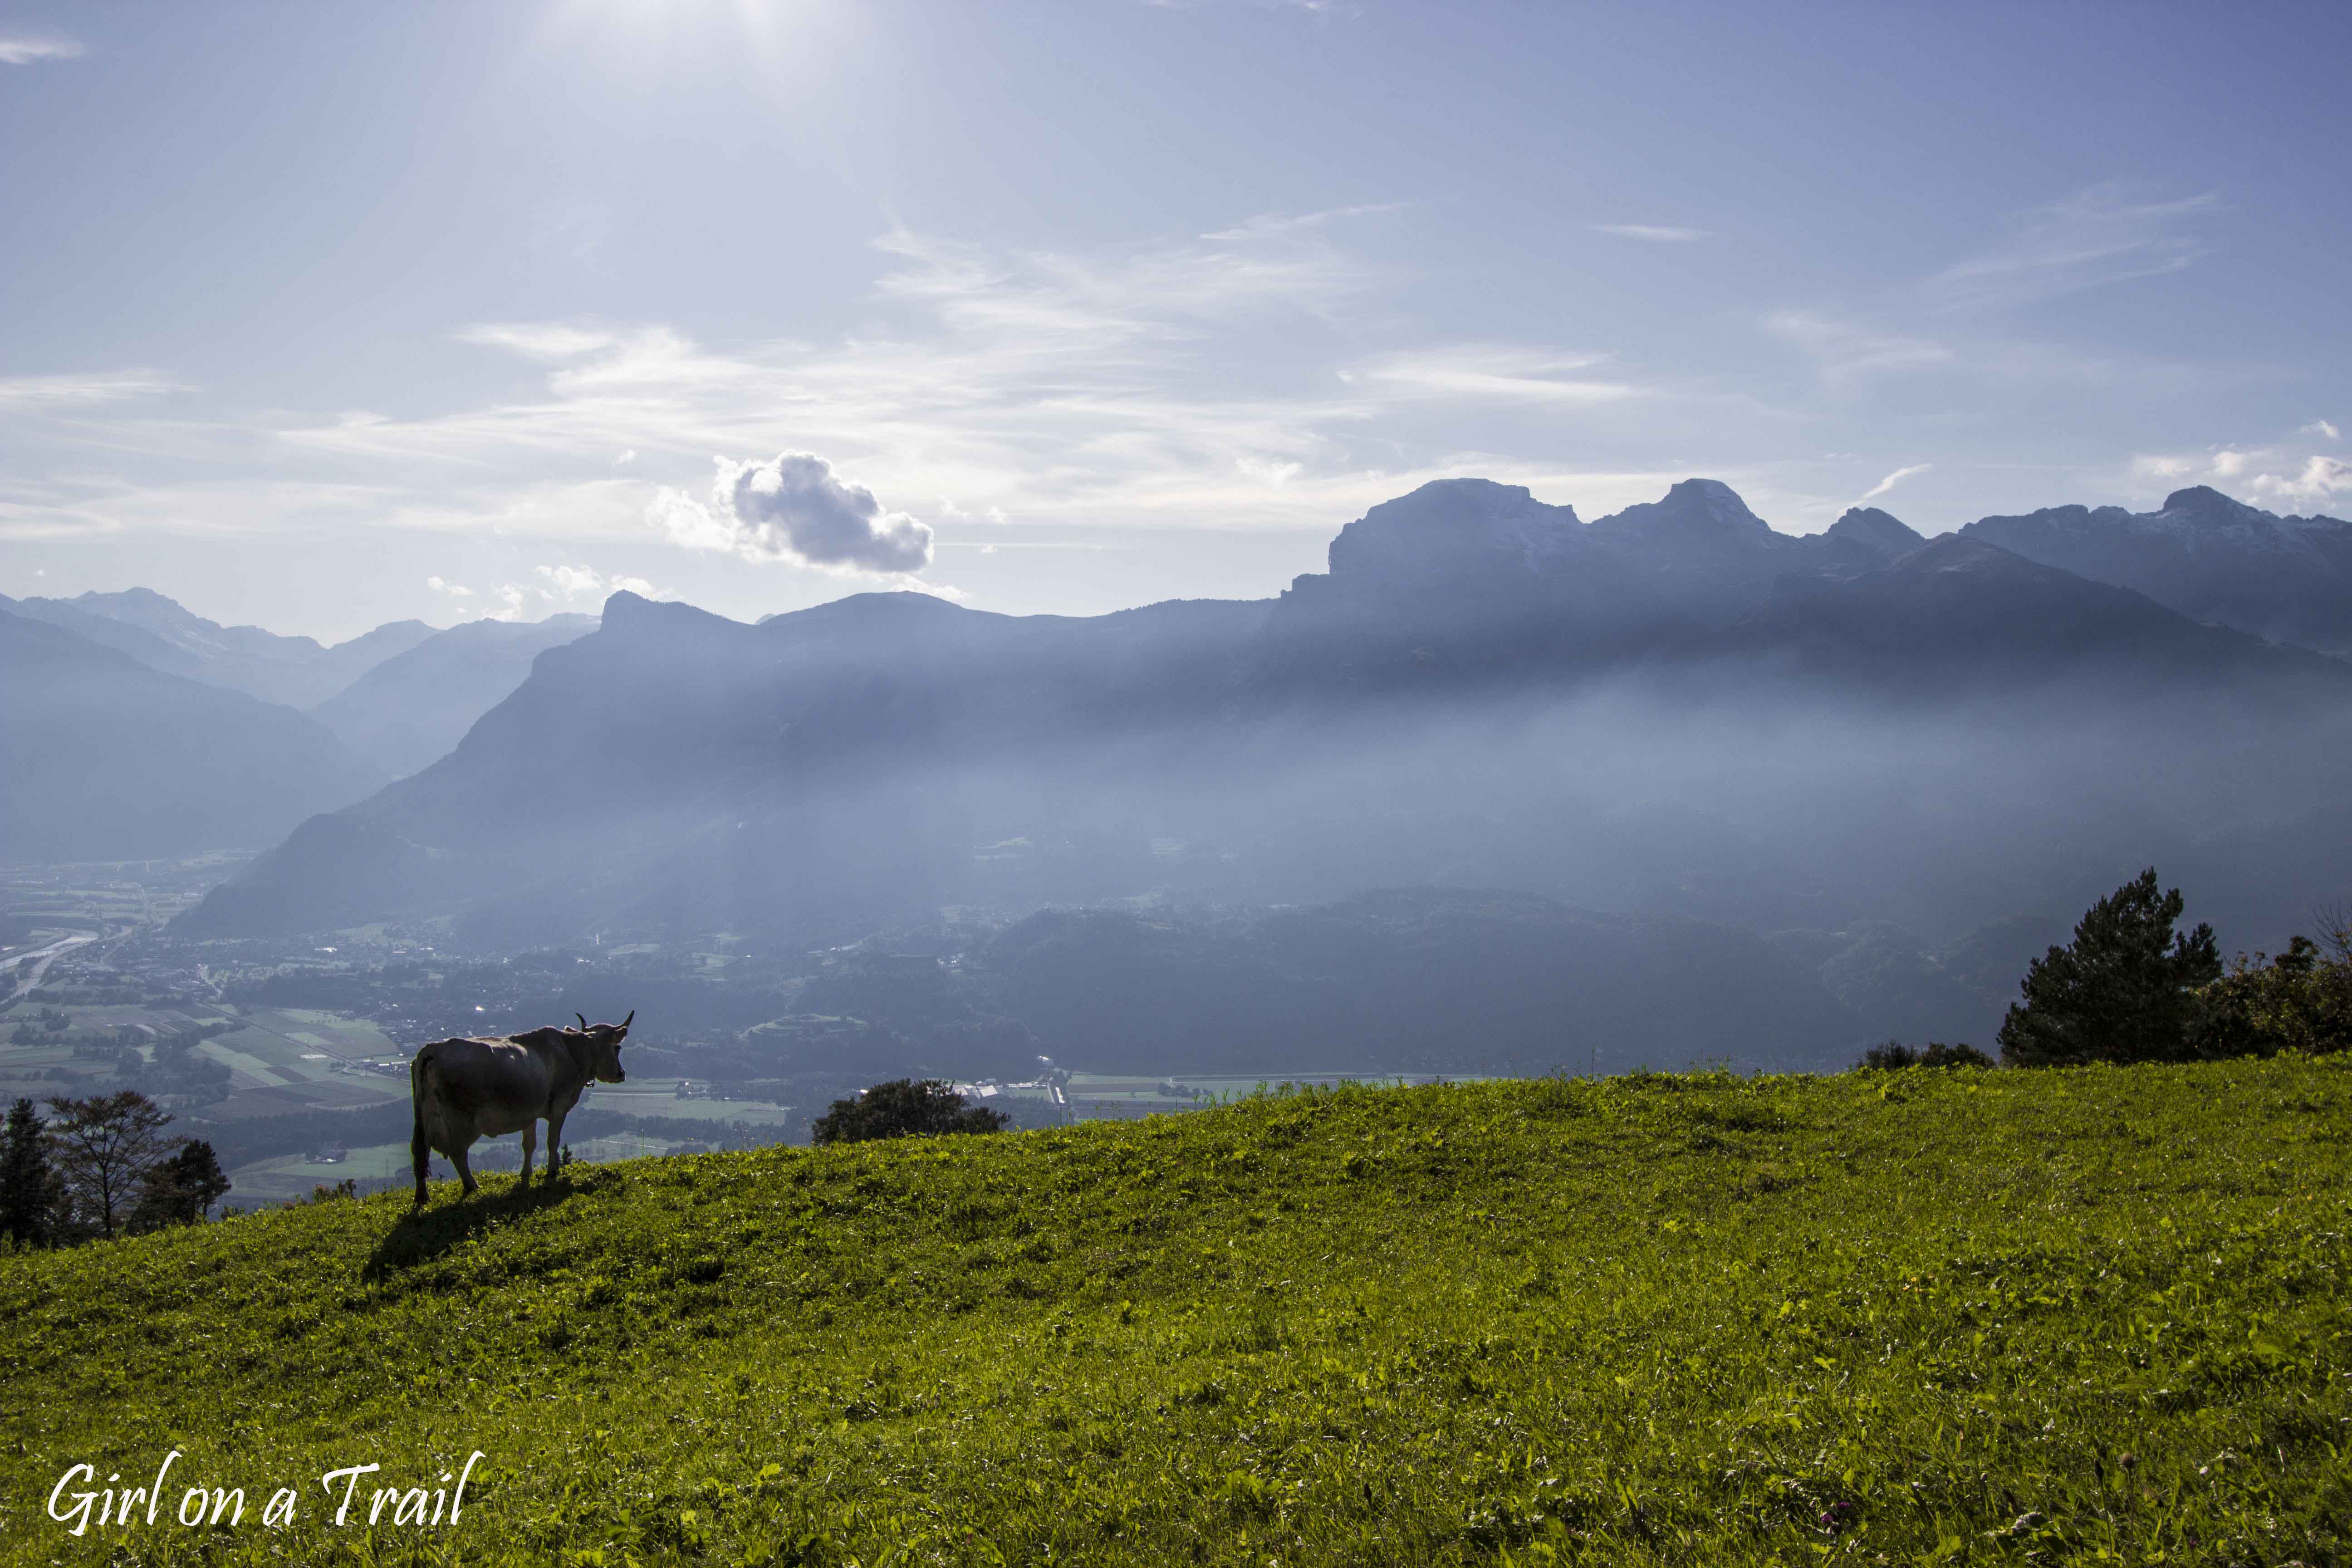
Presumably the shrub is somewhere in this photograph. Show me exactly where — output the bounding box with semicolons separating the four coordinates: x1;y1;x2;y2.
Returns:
2194;933;2352;1058
811;1079;1012;1145
1858;1040;1994;1070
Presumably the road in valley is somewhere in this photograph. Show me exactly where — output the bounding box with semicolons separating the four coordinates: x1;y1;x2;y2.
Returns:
2;931;98;999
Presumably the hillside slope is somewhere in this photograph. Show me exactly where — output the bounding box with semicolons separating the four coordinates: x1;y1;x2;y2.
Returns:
309;612;598;777
3;1059;2346;1565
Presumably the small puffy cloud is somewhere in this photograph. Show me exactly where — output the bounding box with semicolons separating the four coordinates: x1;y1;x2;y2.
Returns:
535;564;657;602
2130;454;2198;481
1859;463;1931;501
1591;224;1709;242
650;451;934;574
614;449;637;466
2210;450;2249;477
426;576;474;597
2252;456;2352;507
2302;420;2341;442
0;32;82;64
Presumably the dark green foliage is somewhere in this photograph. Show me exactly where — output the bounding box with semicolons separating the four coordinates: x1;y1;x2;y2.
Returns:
1857;1039;1994;1070
1999;868;2222;1066
2;1063;2348;1566
129;1138;230;1230
0;1097;56;1248
811;1078;1012;1145
2195;931;2352;1059
41;1089;177;1240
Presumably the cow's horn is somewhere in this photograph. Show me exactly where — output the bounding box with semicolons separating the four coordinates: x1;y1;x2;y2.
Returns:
622;1009;634;1029
575;1013;589;1031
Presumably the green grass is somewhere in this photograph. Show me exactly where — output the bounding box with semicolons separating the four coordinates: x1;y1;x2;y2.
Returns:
3;1059;2349;1565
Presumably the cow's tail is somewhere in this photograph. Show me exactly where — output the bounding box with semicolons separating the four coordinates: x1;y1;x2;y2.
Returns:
409;1045;435;1205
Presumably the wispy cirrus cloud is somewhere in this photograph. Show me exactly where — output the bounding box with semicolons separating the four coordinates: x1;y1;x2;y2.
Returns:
1858;463;1931;502
1764;311;1953;390
1591;224;1709;242
1929;183;2219;311
1339;345;1637;406
0;32;82;64
0;371;181;408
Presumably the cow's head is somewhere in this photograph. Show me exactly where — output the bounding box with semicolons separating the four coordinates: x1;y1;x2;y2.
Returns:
572;1010;632;1082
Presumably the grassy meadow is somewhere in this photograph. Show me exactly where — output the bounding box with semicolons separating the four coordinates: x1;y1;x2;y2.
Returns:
1;1058;2347;1565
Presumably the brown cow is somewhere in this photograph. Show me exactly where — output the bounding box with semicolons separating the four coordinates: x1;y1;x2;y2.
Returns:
409;1012;631;1205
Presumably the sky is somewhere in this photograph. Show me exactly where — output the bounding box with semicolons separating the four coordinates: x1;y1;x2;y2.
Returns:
2;0;2348;641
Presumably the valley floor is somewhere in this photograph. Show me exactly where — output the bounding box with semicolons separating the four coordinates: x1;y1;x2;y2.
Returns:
1;1059;2347;1565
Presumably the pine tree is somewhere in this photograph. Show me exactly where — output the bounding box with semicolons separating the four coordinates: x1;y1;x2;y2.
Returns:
131;1139;232;1230
1998;869;2221;1067
0;1098;55;1248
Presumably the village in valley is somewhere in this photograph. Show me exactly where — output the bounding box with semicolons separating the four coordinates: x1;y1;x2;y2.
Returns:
0;854;1438;1207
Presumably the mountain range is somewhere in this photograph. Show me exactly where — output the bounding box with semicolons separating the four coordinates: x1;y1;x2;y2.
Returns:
0;590;597;860
1962;485;2352;652
309;613;598;777
2;587;436;709
178;477;2352;953
0;607;385;862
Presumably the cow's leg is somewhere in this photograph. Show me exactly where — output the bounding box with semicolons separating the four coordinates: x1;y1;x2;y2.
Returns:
545;1110;569;1176
519;1120;537;1187
450;1141;479;1197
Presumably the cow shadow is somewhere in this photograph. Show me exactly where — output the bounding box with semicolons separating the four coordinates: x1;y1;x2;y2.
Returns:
363;1176;578;1279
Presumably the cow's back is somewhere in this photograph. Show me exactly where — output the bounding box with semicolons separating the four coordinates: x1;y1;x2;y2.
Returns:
415;1032;565;1137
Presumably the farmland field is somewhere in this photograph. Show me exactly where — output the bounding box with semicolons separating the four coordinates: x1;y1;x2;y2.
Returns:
4;1056;2349;1564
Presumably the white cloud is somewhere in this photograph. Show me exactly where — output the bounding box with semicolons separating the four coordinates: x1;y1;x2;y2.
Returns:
2130;454;2198;481
2252;456;2352;508
1859;463;1931;501
2210;450;2249;478
0;371;179;408
535;563;657;601
0;33;82;64
426;576;474;597
1929;183;2218;311
1340;345;1637;406
653;452;933;574
2301;420;2341;442
455;323;619;360
1590;224;1709;242
614;449;637;466
1765;312;1953;390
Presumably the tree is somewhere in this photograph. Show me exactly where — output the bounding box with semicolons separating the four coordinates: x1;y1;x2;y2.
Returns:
1;1098;58;1248
130;1139;231;1230
811;1079;1012;1146
44;1091;179;1240
1998;869;2221;1067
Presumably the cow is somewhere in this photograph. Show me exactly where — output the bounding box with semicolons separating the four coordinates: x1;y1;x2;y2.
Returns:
409;1011;632;1206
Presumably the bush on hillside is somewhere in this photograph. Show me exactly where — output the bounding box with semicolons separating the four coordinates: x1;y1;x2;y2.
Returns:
2193;929;2352;1058
811;1079;1011;1145
1858;1040;1994;1070
1998;869;2220;1067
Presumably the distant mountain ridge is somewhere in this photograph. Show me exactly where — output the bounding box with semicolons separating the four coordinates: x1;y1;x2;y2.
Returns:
0;606;384;861
180;475;2352;946
310;613;599;777
2;587;434;708
1960;485;2352;651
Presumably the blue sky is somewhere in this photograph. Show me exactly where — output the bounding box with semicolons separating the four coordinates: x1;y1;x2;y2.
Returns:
2;0;2347;639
